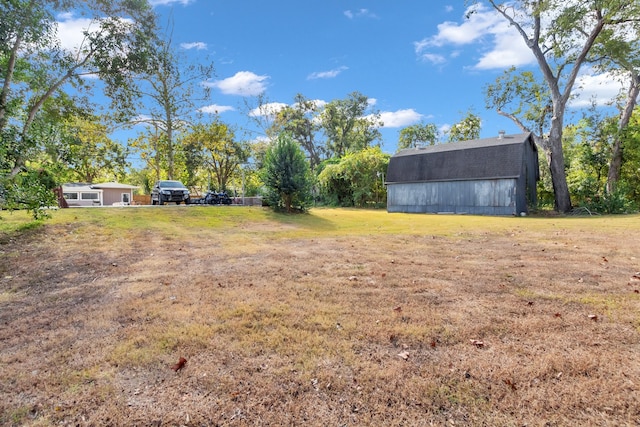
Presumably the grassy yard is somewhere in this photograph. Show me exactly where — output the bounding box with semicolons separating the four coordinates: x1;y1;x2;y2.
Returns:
1;206;639;426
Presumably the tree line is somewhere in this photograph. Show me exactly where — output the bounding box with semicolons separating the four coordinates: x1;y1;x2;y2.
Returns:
1;0;639;217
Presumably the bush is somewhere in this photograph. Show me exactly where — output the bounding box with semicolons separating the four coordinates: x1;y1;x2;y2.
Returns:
260;133;312;213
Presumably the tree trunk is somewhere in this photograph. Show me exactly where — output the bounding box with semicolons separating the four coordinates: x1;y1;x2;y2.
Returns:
607;73;639;194
548;119;572;213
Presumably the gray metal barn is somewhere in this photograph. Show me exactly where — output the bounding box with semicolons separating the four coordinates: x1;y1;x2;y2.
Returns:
386;132;539;215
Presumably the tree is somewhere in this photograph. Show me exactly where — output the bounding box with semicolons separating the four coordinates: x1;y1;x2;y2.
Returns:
183;120;248;192
132;31;214;179
606;72;640;194
1;0;158;175
56;115;129;183
0;0;158;215
592;28;640;194
320;92;382;158
270;94;324;170
317;147;389;207
398;122;438;150
261;133;312;213
477;0;640;212
448;110;482;142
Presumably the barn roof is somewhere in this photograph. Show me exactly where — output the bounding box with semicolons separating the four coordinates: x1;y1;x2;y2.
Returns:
386;132;535;183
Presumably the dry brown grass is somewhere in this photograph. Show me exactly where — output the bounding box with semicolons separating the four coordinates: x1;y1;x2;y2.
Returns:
1;207;639;426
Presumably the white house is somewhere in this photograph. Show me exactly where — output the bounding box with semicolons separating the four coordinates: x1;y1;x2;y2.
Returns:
61;182;139;207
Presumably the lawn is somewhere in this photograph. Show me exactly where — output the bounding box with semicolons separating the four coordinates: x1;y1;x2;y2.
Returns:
1;206;639;426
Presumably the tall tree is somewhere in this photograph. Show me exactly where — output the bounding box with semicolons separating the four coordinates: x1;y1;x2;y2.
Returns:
0;0;158;177
270;94;324;170
477;0;640;212
397;122;438;150
133;31;214;179
590;24;640;194
0;0;158;216
320;92;382;158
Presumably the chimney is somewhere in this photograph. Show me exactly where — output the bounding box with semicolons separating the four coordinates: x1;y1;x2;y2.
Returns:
498;130;505;139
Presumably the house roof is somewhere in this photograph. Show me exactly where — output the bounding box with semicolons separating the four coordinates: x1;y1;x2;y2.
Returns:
62;182;138;190
90;182;139;190
386;132;535;183
62;183;101;192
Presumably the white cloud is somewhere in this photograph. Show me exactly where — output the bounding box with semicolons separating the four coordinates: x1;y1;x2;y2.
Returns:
199;104;235;114
181;42;207;50
249;102;289;118
570;69;626;107
205;71;269;96
414;4;535;69
56;15;99;53
307;66;348;80
377;109;424;128
417;53;447;65
474;31;535;69
344;9;378;19
149;0;194;6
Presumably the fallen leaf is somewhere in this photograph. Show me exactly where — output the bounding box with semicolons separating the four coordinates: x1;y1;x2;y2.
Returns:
397;351;410;360
171;357;187;372
503;378;517;391
470;339;484;348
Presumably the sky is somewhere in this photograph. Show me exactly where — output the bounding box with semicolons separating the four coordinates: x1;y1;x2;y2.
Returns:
59;0;627;155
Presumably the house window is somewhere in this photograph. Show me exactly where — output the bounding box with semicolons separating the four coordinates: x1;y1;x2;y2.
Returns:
63;192;79;200
81;192;100;200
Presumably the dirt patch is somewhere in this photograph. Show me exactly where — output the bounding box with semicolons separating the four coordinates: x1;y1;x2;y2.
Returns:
1;213;639;426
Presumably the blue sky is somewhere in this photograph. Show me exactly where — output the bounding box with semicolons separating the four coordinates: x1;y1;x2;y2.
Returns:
59;0;625;155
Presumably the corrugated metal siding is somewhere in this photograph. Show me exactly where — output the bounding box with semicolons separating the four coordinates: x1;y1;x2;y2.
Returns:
387;179;518;215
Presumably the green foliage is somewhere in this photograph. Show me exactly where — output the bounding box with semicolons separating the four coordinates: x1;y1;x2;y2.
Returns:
270;94;323;170
56;115;129;183
317;147;389;208
447;110;482;142
1;0;160;215
577;184;638;214
183;120;248;192
398;122;438;150
0;168;57;219
563;113;639;214
260;133;312;213
320;92;382;158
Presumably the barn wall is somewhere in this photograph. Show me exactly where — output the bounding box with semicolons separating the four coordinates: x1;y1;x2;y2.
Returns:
387;178;518;215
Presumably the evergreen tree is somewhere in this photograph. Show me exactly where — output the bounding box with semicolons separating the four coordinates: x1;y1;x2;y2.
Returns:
261;133;311;213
